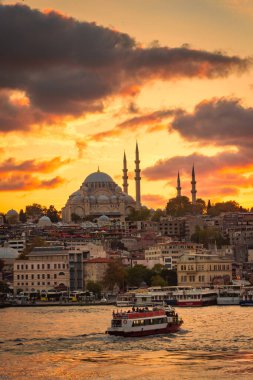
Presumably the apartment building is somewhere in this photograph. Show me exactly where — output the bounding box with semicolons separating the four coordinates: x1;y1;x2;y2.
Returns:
177;253;232;287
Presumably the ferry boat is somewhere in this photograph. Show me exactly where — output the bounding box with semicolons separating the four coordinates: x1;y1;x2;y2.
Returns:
173;288;217;307
217;286;241;305
240;289;253;306
116;289;177;308
106;306;183;337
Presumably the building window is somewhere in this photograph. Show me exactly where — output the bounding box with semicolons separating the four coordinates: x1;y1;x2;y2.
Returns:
47;264;50;269
31;274;34;279
54;264;57;269
38;282;40;285
37;264;40;270
25;265;28;270
17;265;20;270
17;275;20;280
37;274;40;279
21;275;24;280
31;264;34;270
42;264;45;269
58;264;61;269
54;274;57;279
26;275;28;280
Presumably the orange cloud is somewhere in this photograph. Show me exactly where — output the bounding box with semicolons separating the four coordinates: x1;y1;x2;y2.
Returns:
142;194;167;208
0;156;71;174
0;175;65;191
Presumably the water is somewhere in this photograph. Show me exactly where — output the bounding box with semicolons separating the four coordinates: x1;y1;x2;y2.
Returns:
1;306;253;379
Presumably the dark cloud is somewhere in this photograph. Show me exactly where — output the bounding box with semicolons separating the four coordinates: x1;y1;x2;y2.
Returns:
143;150;252;180
171;98;253;148
0;4;250;132
143;150;253;200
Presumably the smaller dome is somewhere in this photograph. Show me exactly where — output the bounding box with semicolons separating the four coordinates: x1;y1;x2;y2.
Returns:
97;195;109;204
70;190;81;198
125;195;135;204
98;214;110;222
111;195;118;203
6;209;18;217
89;195;96;204
71;194;84;203
38;215;52;227
0;244;19;259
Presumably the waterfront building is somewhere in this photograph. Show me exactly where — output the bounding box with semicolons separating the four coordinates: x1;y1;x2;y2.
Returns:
177;253;232;287
6;236;26;253
13;247;69;294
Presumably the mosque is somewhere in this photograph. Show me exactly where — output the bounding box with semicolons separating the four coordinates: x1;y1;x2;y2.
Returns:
61;144;142;223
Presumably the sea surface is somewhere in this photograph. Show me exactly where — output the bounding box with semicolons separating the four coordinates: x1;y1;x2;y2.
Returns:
0;305;253;379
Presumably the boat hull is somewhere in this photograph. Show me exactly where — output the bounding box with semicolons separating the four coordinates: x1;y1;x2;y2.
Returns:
240;301;253;306
176;299;216;307
107;323;182;337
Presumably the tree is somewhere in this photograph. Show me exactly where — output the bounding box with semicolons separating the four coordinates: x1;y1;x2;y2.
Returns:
150;274;167;287
126;206;151;221
166;196;191;217
103;260;127;291
19;209;27;223
19;236;48;259
126;265;152;287
207;200;247;216
191;226;229;248
86;281;102;298
151;208;165;222
26;203;46;221
46;205;60;223
0;281;11;293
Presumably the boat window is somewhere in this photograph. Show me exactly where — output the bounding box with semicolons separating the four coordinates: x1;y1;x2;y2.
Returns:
112;320;122;327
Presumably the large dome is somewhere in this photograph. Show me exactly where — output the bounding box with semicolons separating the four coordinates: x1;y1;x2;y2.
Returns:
84;171;113;184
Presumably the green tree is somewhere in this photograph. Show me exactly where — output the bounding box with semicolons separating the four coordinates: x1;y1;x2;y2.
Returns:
160;268;177;286
26;203;46;221
166;196;191;217
19;236;48;259
150;208;165;222
191;226;228;248
150;274;167;287
103;260;127;291
126;265;152;287
46;205;60;223
0;281;11;293
127;206;151;221
86;281;102;297
207;200;247;216
19;209;27;223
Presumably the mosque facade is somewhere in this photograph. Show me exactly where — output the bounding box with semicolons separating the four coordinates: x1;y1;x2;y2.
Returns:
61;144;141;223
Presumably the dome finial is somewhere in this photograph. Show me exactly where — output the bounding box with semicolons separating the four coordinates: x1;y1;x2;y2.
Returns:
97;166;100;172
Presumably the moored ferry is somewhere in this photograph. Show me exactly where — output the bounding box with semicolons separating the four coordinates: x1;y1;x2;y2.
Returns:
106;306;183;337
217;286;241;305
173;288;217;306
240;289;253;306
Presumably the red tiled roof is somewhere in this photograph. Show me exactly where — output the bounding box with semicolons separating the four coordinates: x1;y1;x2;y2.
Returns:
86;258;112;263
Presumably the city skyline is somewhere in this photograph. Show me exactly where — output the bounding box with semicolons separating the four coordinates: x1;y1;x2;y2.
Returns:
1;0;253;213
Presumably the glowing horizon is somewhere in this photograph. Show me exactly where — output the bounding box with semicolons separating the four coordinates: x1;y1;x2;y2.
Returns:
1;0;253;213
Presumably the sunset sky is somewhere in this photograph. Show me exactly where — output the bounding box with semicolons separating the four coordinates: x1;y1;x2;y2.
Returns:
1;0;253;213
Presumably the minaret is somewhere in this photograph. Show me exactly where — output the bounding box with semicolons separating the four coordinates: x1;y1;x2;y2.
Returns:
135;142;141;210
122;151;128;194
191;164;197;204
176;171;181;198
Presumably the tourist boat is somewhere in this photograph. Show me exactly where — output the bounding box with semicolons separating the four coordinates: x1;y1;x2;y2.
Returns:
216;286;241;305
116;290;177;308
173;288;217;306
106;306;183;337
240;289;253;306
